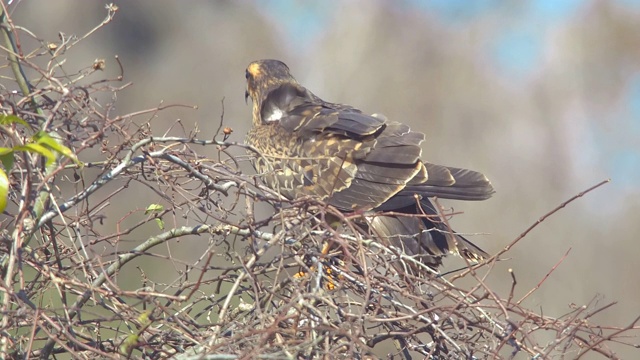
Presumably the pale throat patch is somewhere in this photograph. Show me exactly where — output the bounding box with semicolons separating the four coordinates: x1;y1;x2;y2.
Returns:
265;108;284;122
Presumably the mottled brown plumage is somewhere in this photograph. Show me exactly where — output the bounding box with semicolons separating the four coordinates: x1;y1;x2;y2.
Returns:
245;59;494;268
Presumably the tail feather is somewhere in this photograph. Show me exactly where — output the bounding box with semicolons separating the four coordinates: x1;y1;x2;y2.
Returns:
407;162;495;201
368;198;488;270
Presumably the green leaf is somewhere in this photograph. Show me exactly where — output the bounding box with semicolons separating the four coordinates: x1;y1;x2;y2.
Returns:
14;144;56;165
137;311;151;325
0;148;13;171
145;204;164;215
0;114;29;128
0;168;8;213
145;204;164;229
119;334;139;356
154;218;165;230
33;131;82;166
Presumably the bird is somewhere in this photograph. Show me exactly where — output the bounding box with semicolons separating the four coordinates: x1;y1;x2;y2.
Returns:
244;59;494;269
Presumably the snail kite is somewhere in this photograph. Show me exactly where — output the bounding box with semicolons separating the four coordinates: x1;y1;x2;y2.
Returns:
244;59;494;269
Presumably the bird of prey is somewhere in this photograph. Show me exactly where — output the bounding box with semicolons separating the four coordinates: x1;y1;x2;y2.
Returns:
244;59;494;269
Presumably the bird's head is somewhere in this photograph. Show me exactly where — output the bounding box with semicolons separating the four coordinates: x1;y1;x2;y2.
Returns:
245;59;307;125
245;59;296;105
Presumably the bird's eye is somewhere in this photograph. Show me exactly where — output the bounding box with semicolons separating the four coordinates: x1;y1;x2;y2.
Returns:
245;70;250;80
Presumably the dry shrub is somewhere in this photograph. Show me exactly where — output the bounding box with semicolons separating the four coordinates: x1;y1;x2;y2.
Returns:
0;5;637;359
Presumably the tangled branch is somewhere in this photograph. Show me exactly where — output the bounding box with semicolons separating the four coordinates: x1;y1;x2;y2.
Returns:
0;4;637;360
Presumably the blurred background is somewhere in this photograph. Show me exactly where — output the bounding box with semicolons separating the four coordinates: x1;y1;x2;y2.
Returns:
9;0;640;356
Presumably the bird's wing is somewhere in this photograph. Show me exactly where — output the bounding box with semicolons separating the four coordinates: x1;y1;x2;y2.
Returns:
261;83;386;137
258;83;425;211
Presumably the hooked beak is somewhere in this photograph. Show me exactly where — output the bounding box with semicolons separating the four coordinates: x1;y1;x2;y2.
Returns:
244;90;249;104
